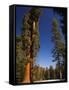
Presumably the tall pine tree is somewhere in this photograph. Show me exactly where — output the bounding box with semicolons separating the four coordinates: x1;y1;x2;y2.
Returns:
52;18;65;79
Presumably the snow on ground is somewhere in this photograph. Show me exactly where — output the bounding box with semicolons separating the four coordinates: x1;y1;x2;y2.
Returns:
34;79;65;83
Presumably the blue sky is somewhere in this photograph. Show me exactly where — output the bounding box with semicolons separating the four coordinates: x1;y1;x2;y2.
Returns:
16;6;63;68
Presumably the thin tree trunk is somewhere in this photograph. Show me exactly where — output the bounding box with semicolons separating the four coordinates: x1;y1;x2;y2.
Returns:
60;70;62;79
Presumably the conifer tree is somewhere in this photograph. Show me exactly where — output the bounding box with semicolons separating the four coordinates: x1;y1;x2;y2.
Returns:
21;7;41;83
49;65;54;79
52;18;65;79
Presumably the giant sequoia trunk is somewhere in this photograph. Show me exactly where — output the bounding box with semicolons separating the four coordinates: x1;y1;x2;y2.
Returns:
22;63;31;83
22;21;36;83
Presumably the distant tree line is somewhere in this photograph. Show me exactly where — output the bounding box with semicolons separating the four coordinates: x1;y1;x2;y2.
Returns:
32;64;64;81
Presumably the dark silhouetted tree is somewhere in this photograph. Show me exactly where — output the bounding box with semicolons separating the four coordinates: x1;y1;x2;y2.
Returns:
49;65;54;79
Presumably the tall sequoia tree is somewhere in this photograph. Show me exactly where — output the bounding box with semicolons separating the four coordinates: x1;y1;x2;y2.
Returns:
51;18;65;79
21;7;41;83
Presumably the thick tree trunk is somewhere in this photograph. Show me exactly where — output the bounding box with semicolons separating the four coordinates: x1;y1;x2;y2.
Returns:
22;21;36;83
22;62;31;83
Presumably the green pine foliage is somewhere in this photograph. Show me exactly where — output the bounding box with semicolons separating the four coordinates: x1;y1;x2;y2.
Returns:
16;36;27;82
52;18;65;79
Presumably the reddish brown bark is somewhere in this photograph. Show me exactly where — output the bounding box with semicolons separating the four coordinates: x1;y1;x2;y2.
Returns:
22;62;31;83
